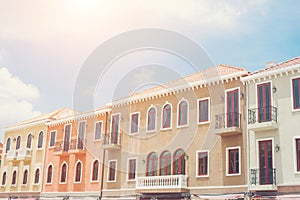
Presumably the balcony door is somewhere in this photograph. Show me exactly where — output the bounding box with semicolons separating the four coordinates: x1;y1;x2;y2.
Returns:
111;114;120;144
259;140;273;185
257;82;271;122
226;89;239;127
63;124;71;151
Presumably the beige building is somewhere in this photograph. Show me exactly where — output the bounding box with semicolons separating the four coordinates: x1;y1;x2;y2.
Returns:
242;57;300;199
0;108;74;198
101;65;249;200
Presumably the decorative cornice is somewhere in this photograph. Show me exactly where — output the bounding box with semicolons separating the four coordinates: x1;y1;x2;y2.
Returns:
3;119;50;132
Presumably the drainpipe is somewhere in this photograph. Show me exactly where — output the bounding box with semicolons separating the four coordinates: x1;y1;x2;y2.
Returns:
99;111;108;200
246;82;251;199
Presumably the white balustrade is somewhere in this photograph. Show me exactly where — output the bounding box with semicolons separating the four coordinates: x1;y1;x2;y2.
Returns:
136;175;188;189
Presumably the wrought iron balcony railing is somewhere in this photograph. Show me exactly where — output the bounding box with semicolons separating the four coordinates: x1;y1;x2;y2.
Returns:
70;139;86;150
248;106;278;124
215;112;241;129
103;132;120;145
250;168;276;185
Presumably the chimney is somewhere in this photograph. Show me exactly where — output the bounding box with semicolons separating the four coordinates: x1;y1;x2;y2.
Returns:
266;61;276;69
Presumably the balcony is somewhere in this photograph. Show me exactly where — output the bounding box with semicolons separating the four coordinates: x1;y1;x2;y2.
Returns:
248;106;278;131
214;112;242;136
250;168;277;191
102;133;121;150
136;175;188;191
53;141;68;156
69;139;86;154
17;148;31;160
6;150;17;161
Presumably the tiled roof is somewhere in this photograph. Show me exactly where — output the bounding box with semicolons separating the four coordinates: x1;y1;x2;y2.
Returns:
250;56;300;75
4;108;77;130
112;64;248;105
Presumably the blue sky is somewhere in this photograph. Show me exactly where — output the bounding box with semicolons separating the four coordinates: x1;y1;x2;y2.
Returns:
0;0;300;142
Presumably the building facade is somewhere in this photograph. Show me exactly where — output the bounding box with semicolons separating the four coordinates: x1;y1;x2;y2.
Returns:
41;106;110;200
242;57;300;199
0;108;74;198
101;65;249;200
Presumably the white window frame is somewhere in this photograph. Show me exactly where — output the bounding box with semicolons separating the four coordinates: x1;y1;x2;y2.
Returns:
197;97;210;124
196;150;209;178
226;146;241;176
1;169;7;186
59;162;68;184
77;120;87;148
63;124;72;151
177;99;189;128
49;130;57;148
110;113;121;134
21;165;29;186
127;157;137;182
161;102;173;130
37;130;45;149
26;133;33;149
130;112;140;134
290;76;300;112
33;167;41;185
46;163;54;185
94;120;103;141
74;160;83;183
146;105;157;133
11;166;18;186
107;160;117;182
293;136;300;174
256;138;275;173
90;159;100;182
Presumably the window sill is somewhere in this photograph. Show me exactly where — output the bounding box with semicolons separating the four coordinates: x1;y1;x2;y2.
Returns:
161;127;172;131
127;179;136;182
196;175;209;178
90;180;99;183
226;173;241;177
177;124;189;129
198;121;210;125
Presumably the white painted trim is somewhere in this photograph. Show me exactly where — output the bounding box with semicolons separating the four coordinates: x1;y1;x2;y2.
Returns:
21;168;29;186
49;130;57;148
226;146;241;176
107;160;117;182
255;80;274;109
129;112;140;134
15;135;21;150
225;87;241;119
94;120;103;141
11;166;18;186
26;132;33;149
161;102;173;130
45;164;54;185
74;160;83;183
1;169;7;186
33;167;41;185
59;162;68;184
5;137;11;153
127;157;137;182
177;99;189;128
197;97;210;124
290;76;300;112
146;105;157;133
90;159;100;183
196;150;209;178
3;119;50;132
256;138;275;170
293;136;300;174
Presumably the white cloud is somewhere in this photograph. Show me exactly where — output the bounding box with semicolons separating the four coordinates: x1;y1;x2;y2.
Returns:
0;67;41;133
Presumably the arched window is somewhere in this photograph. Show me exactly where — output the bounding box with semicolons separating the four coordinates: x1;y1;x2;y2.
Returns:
162;104;172;129
11;170;17;185
75;161;82;182
146;152;158;176
16;136;21;150
34;169;40;184
5;138;11;153
60;163;67;183
23;170;28;185
37;131;43;148
26;134;33;149
173;149;185;175
178;100;188;126
160;151;171;175
92;160;99;181
1;172;6;185
147;107;156;131
47;165;53;183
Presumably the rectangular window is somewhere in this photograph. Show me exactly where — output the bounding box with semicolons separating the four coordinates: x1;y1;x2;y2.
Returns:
94;121;103;140
257;82;272;122
77;121;86;149
198;98;209;123
111;114;120;144
108;160;117;182
292;78;300;110
197;151;208;177
227;147;240;175
130;113;139;134
128;158;137;180
49;131;56;147
296;139;300;172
